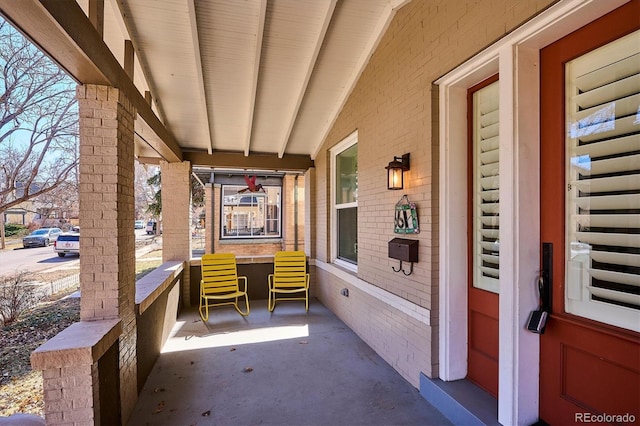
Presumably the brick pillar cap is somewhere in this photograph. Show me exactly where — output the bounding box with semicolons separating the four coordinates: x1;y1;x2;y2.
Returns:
31;319;121;369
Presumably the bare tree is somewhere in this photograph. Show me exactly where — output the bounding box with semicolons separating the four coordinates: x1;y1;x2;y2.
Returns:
0;18;78;247
33;179;79;229
134;161;157;220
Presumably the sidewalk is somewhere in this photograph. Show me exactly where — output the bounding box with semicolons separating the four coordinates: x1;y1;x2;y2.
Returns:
0;238;22;252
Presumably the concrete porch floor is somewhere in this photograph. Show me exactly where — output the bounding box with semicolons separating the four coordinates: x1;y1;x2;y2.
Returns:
127;298;452;426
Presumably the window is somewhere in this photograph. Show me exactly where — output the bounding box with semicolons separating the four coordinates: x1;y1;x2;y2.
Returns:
221;185;281;239
564;30;640;332
331;131;358;270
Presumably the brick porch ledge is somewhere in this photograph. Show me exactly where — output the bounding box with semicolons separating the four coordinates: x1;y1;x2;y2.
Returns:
135;260;184;314
30;319;121;370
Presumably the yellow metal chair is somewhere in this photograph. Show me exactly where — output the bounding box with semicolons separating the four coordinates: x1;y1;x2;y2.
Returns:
268;251;310;312
199;253;250;321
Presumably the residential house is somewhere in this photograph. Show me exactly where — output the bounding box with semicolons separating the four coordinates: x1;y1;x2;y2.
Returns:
4;182;79;228
0;0;637;425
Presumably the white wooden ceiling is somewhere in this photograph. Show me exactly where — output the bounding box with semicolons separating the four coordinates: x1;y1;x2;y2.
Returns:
98;0;409;161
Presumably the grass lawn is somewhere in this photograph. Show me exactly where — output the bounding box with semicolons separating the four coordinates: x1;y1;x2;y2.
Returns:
0;253;164;417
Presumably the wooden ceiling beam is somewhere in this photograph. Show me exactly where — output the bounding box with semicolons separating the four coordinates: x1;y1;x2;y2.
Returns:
0;0;183;163
310;0;412;160
183;151;314;172
243;0;267;157
277;0;337;159
187;0;214;155
88;0;104;38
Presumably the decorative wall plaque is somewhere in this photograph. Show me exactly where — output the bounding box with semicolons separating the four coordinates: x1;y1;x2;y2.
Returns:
394;195;419;234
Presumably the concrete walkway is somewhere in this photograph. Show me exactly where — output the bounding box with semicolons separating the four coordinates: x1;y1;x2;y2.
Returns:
128;299;452;426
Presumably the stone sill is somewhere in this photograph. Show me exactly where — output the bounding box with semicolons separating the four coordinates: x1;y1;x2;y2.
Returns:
218;238;282;245
135;260;185;314
190;255;275;266
314;258;431;326
30;319;121;369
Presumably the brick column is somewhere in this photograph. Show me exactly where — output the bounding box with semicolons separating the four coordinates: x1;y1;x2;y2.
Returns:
78;83;137;422
282;175;293;251
160;160;192;305
305;168;315;297
296;174;305;253
204;183;214;253
282;174;305;252
305;167;315;259
213;184;221;253
33;84;138;425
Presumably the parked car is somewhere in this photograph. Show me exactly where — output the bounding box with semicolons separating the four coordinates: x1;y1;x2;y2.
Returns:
54;233;80;257
135;220;145;229
146;221;161;235
22;227;62;248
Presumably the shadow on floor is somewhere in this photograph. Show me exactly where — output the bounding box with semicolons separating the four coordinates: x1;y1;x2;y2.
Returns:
127;298;452;426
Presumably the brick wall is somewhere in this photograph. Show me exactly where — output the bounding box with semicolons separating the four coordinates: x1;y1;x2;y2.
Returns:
312;0;555;384
205;183;213;253
314;265;433;385
76;84;138;422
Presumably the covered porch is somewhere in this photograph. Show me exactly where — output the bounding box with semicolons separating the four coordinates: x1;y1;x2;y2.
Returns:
127;299;452;426
2;0;638;425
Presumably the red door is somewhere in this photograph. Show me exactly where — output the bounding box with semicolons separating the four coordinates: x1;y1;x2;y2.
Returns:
540;2;640;424
468;284;498;397
467;76;500;397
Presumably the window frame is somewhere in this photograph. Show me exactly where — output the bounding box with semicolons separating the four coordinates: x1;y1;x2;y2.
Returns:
220;184;282;240
563;30;640;332
330;130;358;272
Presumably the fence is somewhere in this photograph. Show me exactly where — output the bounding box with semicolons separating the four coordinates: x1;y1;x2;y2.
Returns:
0;273;80;325
14;275;80;300
48;273;80;296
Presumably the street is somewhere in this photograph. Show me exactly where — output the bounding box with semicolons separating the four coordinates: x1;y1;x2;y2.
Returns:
0;229;155;277
0;244;78;276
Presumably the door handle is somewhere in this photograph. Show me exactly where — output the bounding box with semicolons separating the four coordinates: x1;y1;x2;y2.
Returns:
527;242;553;334
540;242;552;313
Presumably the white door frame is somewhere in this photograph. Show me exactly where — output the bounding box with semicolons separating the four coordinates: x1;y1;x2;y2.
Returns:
436;1;630;424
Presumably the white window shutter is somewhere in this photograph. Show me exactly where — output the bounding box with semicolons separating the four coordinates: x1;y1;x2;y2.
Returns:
473;80;500;294
566;31;640;332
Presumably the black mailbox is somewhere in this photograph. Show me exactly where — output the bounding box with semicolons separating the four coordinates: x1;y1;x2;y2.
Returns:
388;238;418;263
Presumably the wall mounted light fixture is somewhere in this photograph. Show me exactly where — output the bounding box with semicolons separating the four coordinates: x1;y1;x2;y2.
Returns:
386;153;410;190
